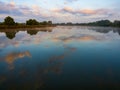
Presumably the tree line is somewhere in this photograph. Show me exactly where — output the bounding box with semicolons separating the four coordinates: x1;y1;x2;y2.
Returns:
56;20;120;27
0;16;52;26
81;20;120;27
0;16;120;27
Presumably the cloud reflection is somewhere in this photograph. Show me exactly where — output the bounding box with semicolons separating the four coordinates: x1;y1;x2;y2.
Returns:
78;36;95;41
0;45;77;89
4;51;31;69
0;26;120;50
52;35;96;43
0;26;120;89
0;27;53;48
5;51;31;64
47;46;77;74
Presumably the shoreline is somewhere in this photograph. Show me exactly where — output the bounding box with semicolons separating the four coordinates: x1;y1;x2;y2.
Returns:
0;25;56;29
55;25;120;28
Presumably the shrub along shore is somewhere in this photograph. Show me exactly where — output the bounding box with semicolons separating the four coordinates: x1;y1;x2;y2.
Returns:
56;20;120;27
0;16;55;29
0;25;56;29
0;16;120;29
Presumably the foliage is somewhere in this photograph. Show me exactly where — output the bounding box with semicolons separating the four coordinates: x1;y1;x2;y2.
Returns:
113;20;120;27
26;19;39;25
0;16;120;28
4;16;15;25
88;20;112;26
40;21;52;25
56;20;120;27
48;21;52;25
40;21;47;25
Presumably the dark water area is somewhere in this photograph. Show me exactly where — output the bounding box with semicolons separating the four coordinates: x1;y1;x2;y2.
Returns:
0;26;120;90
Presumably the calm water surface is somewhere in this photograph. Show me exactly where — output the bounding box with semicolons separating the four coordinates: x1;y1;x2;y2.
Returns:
0;26;120;89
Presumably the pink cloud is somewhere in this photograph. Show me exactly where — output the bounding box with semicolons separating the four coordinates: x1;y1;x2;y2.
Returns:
0;1;119;23
51;7;111;16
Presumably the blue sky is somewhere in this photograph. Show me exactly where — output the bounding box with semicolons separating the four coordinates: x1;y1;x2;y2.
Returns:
0;0;120;23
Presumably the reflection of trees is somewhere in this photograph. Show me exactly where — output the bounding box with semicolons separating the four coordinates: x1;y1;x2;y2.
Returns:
0;28;53;39
89;27;112;33
113;29;120;35
40;29;52;32
88;27;120;35
117;30;120;35
26;29;52;35
5;31;17;39
27;30;38;35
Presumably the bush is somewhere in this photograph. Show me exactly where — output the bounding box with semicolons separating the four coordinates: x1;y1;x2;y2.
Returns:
26;19;39;25
4;16;15;25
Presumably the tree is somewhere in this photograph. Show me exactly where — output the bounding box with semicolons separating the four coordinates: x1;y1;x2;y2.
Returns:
113;20;120;27
4;16;15;25
86;20;112;26
96;20;112;26
0;22;4;25
66;22;72;25
40;21;47;25
48;21;52;25
26;19;39;25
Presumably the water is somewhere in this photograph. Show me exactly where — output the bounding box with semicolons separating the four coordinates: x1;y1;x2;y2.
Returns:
0;26;120;90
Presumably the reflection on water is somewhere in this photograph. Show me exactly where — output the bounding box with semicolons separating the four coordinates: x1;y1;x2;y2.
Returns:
0;26;120;40
0;26;120;89
5;51;31;63
87;26;120;35
0;27;53;39
27;30;38;35
5;31;18;39
4;51;31;70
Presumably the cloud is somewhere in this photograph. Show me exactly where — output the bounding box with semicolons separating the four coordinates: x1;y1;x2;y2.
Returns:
52;7;111;16
50;6;120;22
0;1;23;15
64;0;78;4
0;1;51;22
0;1;119;23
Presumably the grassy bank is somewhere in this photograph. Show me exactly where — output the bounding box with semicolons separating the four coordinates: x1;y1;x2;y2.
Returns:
0;25;56;29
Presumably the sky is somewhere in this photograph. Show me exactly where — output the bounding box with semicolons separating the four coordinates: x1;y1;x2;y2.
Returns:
0;0;120;23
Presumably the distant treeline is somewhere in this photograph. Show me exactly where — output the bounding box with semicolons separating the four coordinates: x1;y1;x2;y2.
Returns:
0;16;120;28
56;20;120;27
0;16;54;29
